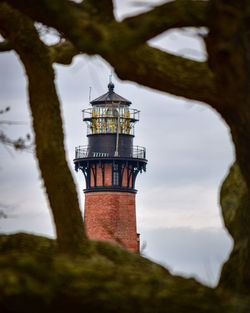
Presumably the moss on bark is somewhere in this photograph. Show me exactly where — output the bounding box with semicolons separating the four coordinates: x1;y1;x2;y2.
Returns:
0;233;237;313
219;163;250;295
0;3;89;255
1;1;250;310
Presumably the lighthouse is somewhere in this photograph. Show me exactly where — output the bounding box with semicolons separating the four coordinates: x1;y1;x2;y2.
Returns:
74;82;147;252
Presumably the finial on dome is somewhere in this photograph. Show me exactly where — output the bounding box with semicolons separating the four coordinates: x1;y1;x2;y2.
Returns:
108;82;115;93
108;74;114;93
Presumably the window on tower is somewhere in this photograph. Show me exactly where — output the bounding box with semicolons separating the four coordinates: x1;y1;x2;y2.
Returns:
113;164;119;186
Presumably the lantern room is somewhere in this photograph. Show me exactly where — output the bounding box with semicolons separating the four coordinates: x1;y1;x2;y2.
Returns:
82;82;140;136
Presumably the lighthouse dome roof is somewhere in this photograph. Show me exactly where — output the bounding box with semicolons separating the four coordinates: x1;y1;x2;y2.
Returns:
90;83;131;106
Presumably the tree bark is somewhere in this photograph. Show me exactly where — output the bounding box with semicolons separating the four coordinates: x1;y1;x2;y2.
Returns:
0;3;89;255
1;0;250;298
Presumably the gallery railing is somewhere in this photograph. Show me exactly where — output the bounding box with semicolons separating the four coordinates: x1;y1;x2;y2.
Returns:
75;145;146;159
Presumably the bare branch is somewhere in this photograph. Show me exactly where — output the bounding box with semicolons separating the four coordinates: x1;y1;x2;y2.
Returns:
0;107;31;150
0;131;33;151
0;210;7;218
0;120;26;125
0;106;10;114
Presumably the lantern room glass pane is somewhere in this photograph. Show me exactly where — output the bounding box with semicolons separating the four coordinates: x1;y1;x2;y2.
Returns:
83;105;139;135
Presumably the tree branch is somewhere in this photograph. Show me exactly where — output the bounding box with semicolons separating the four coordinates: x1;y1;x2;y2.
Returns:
1;0;210;54
122;0;210;46
49;40;79;65
0;3;89;254
0;0;105;54
0;131;32;151
0;39;12;52
82;0;114;23
1;0;218;106
107;44;218;106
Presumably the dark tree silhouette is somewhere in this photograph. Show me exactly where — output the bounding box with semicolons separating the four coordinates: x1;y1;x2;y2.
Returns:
0;1;249;312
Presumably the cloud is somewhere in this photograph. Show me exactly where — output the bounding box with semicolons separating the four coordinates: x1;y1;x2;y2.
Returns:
137;183;225;230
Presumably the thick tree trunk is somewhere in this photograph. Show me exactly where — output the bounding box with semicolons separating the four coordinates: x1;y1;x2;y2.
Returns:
24;52;89;254
0;4;89;254
205;0;250;295
206;0;250;189
219;162;250;294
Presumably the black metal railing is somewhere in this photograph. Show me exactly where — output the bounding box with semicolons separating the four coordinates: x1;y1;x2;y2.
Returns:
75;145;146;159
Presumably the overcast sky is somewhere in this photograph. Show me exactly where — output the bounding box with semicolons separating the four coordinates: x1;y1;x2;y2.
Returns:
0;0;234;287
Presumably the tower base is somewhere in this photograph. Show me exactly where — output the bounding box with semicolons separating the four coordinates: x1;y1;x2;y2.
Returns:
84;192;139;252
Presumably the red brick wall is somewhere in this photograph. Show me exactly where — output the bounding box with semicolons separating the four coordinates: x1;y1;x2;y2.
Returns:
84;192;139;252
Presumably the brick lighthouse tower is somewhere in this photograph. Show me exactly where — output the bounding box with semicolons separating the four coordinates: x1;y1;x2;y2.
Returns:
74;82;147;252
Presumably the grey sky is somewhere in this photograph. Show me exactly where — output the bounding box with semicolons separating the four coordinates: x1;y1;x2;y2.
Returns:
0;0;234;287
